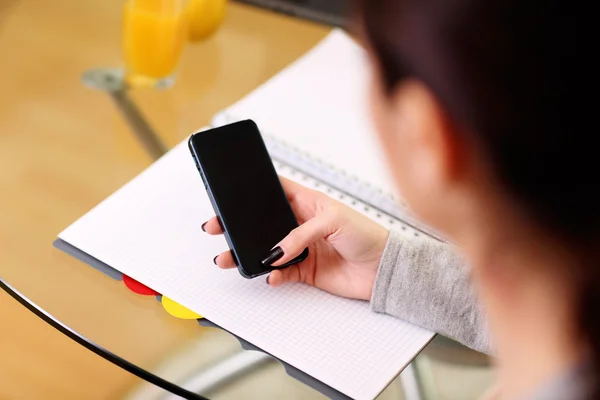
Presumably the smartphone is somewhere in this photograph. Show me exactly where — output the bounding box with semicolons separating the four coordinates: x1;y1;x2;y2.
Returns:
188;120;309;279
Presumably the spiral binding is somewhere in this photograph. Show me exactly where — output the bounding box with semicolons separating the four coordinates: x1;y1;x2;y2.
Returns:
212;113;445;242
273;160;430;241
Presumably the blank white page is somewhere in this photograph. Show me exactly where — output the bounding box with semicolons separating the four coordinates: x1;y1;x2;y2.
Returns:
59;140;434;400
215;29;398;200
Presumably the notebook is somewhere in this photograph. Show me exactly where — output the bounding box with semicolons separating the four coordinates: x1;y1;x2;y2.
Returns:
58;29;437;400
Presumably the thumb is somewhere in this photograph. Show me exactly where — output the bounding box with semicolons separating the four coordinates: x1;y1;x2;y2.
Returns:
268;213;337;267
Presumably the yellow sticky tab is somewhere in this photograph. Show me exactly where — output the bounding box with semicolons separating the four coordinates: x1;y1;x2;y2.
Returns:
161;296;202;319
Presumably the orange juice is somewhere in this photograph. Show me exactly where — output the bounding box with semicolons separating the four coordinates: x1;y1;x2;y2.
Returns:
122;0;189;80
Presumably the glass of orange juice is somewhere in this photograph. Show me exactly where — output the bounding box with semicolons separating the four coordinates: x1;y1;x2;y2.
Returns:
122;0;189;88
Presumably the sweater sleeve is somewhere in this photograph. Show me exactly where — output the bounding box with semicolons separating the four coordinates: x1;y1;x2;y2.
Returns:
370;229;492;354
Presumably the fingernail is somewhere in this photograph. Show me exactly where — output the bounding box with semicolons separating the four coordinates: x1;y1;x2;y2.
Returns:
261;246;284;266
201;221;208;232
266;275;271;285
213;255;218;265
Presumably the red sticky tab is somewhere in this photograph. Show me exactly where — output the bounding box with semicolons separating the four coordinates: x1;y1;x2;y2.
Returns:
122;275;160;296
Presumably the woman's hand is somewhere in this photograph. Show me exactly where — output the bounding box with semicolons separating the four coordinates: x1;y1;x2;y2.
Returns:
202;177;389;301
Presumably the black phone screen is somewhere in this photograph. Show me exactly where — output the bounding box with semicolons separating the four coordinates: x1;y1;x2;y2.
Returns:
189;120;307;278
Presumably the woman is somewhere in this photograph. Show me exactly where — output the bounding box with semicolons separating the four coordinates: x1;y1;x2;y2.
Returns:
203;0;597;398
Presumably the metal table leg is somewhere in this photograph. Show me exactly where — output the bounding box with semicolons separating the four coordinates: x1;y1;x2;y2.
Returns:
82;68;168;160
399;362;425;400
159;351;274;400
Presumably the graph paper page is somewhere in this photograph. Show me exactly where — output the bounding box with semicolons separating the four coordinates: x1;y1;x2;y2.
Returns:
59;140;434;400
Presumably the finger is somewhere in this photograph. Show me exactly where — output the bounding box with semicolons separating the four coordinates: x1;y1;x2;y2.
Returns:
214;250;236;269
268;213;337;267
202;216;224;235
280;176;327;223
267;265;302;287
279;176;310;202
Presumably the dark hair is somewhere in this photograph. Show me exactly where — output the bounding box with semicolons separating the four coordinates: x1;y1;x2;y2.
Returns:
358;0;599;396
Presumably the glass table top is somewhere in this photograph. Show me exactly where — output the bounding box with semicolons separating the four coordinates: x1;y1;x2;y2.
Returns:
0;1;492;399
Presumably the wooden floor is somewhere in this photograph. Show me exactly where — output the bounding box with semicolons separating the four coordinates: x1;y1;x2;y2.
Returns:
0;1;327;398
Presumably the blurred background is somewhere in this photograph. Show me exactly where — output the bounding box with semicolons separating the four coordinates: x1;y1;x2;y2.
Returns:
0;1;493;399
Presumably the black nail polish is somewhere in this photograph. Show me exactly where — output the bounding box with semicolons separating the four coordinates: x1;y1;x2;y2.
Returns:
213;255;218;265
261;246;284;266
266;275;271;285
201;222;208;232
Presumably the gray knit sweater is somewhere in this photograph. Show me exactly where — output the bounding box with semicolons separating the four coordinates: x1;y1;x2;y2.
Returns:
371;229;492;354
370;229;594;400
